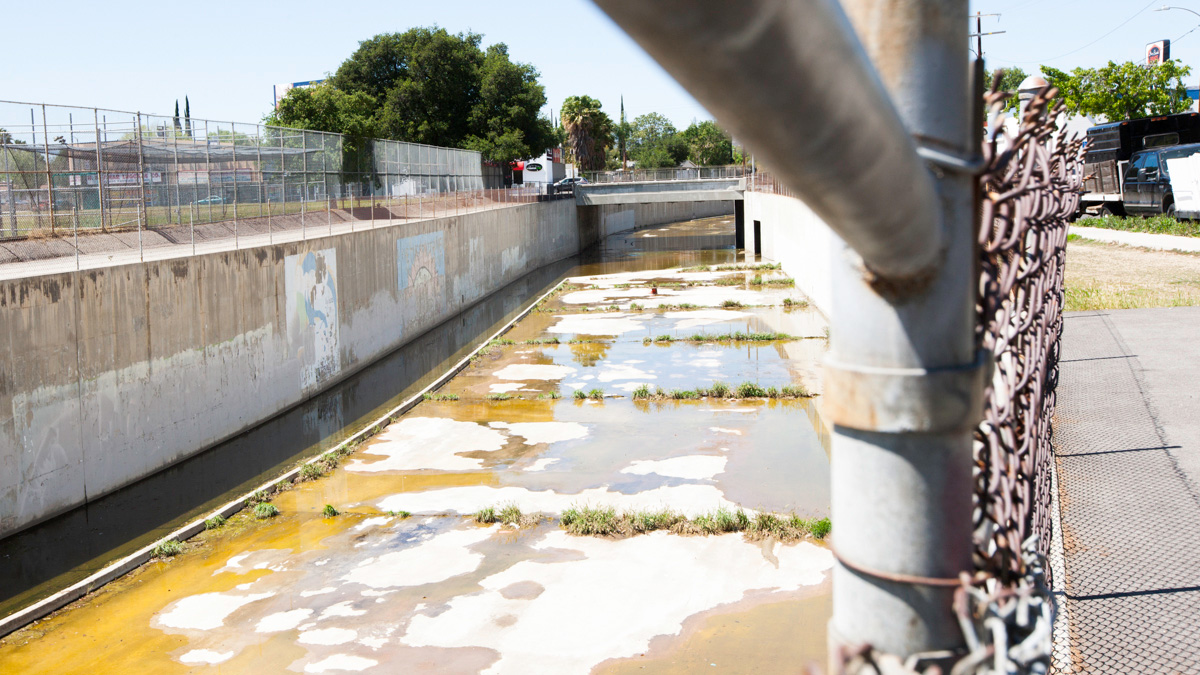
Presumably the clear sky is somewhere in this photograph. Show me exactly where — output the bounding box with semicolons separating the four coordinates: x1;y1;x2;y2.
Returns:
1;0;707;131
6;1;1200;133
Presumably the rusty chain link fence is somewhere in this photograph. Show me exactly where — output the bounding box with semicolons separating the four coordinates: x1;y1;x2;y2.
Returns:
750;80;1084;674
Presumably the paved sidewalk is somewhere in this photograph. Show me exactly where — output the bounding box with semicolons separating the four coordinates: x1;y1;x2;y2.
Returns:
1069;225;1200;253
1051;307;1200;674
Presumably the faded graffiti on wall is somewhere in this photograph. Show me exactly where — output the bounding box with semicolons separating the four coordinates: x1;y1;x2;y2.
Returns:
285;249;340;390
397;232;445;294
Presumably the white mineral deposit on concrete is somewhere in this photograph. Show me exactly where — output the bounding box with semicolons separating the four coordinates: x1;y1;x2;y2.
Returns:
179;649;235;665
596;363;655;383
611;382;647;392
297;627;358;646
353;517;391;532
548;314;649;336
342;527;494;589
399;531;833;674
489;383;528;394
156;592;274;631
320;601;367;619
620;456;728;481
256;608;314;633
379;484;743;518
304;655;379;673
710;427;743;435
525;458;561;472
300;587;337;598
490;421;589;445
667;309;749;330
359;636;388;649
346;417;506;473
493;364;577;380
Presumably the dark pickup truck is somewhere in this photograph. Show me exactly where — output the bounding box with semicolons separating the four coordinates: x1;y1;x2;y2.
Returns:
1119;144;1200;216
1081;112;1200;216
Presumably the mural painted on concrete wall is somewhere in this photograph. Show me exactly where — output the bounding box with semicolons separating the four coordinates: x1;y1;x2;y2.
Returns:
285;249;340;390
397;232;446;294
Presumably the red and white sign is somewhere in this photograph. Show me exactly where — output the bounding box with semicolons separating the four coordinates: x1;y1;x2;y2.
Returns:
1147;40;1171;65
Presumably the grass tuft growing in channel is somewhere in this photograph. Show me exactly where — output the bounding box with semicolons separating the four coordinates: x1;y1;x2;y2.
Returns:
205;514;227;530
524;337;561;345
782;297;809;309
486;392;514;401
721;300;744;308
474;503;538;528
322;504;339;518
254;503;280;519
299;463;323;481
152;540;185;558
632;381;811;401
559;506;830;541
423;392;460;401
386;510;412;518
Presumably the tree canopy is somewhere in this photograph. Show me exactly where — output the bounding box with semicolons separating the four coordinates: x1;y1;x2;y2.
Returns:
1041;60;1193;121
680;120;733;166
992;67;1028;113
267;27;555;163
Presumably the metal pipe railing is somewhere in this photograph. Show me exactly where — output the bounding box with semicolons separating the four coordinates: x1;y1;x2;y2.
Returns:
590;0;944;284
592;0;981;665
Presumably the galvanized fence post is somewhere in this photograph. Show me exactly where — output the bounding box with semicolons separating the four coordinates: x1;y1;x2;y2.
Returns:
42;105;55;235
135;112;147;261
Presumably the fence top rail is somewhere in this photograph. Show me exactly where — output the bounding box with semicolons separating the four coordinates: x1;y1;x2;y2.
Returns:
0;99;484;158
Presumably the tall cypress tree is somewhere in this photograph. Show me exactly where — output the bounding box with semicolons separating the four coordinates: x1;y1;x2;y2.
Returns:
184;96;192;137
173;100;182;133
619;96;627;170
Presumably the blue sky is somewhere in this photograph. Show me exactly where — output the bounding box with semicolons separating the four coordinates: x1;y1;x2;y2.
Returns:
5;1;1200;131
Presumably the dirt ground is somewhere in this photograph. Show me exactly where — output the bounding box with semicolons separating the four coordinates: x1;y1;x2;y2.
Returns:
1064;237;1200;311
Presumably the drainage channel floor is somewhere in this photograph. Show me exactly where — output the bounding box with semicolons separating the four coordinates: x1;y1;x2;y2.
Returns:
0;264;833;675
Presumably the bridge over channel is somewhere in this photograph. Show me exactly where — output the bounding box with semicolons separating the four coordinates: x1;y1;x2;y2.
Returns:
574;178;744;205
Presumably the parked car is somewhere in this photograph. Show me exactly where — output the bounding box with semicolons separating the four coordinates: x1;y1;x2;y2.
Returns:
1079;112;1200;216
193;195;225;205
554;177;588;187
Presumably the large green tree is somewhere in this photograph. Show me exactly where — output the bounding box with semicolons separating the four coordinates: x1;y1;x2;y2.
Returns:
271;27;555;164
993;67;1028;113
680;120;733;166
1041;60;1193;121
560;95;614;171
628;112;686;168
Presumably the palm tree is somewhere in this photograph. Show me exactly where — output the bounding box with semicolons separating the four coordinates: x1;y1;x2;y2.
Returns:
560;95;613;172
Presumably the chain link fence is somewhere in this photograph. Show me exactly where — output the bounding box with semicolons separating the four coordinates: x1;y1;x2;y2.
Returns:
582;164;748;183
0;100;561;278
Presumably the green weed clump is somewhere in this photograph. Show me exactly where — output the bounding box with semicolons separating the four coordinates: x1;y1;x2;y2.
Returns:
669;389;701;400
538;391;562;400
561;506;829;542
587;388;605;400
561;506;619;535
152;540;184;558
573;389;588;400
386;510;412;518
486;393;514;401
721;300;744;308
706;381;731;398
715;278;742;286
524;337;561;345
322;504;339;518
737;382;768;398
204;515;227;530
630;302;644;311
632;384;652;400
782;297;809;309
254;503;280;519
300;463;323;481
474;506;496;524
475;504;536;528
423;392;460;401
654;334;674;343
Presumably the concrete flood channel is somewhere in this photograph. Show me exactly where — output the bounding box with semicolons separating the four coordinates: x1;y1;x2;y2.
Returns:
0;215;835;674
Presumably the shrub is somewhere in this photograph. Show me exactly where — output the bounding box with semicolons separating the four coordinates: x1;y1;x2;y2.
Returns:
204;515;227;530
322;504;339;518
254;503;280;519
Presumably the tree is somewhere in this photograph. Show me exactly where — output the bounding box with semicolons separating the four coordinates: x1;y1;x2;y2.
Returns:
993;67;1028;113
1041;60;1193;121
184;96;192;138
173;100;182;134
463;44;556;163
627;112;686;168
680;120;733;166
618;96;628;169
560;95;614;171
266;82;379;139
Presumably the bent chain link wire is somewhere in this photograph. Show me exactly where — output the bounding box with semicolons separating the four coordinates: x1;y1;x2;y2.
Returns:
831;79;1084;675
974;81;1083;588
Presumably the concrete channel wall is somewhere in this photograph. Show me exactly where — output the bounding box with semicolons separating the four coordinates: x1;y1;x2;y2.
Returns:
580;201;735;240
0;198;732;539
744;191;838;315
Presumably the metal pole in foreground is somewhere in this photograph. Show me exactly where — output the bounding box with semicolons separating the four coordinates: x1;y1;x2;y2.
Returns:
589;0;980;663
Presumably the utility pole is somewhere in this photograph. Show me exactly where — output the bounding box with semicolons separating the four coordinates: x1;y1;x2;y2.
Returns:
969;12;1004;59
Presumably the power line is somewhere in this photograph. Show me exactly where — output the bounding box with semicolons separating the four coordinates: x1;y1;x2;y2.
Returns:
999;0;1158;65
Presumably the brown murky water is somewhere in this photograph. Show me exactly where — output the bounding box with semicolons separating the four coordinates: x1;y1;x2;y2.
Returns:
0;215;834;674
